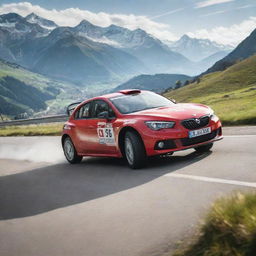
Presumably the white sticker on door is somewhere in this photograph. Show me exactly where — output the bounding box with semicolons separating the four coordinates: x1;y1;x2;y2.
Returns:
97;123;115;145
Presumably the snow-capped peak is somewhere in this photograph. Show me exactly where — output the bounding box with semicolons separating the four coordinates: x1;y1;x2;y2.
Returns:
169;34;233;61
25;13;57;30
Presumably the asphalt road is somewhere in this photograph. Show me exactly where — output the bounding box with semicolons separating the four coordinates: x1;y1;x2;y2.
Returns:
0;126;256;256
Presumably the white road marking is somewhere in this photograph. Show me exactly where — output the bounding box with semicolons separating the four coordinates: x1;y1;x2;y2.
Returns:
164;173;256;188
224;135;256;138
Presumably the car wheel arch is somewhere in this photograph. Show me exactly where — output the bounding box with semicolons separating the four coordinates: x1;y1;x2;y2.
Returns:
61;134;72;147
118;126;145;157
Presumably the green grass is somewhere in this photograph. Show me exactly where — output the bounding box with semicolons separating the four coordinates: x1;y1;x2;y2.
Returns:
0;59;83;117
172;192;256;256
164;56;256;125
0;123;63;136
0;60;70;91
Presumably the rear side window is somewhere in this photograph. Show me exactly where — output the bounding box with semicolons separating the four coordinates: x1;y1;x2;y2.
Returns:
92;100;115;118
74;102;92;119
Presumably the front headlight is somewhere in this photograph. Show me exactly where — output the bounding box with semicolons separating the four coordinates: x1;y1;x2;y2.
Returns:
63;124;71;130
145;121;175;130
210;113;219;121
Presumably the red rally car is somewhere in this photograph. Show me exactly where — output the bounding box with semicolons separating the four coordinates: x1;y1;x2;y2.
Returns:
62;89;223;169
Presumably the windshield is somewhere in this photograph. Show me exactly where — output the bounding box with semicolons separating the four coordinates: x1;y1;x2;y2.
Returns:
110;91;175;114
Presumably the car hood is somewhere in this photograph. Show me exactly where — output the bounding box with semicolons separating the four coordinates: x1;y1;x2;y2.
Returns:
129;103;212;120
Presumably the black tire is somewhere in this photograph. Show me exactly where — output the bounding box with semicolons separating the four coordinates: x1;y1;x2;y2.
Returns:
124;131;147;169
194;143;213;153
63;136;83;164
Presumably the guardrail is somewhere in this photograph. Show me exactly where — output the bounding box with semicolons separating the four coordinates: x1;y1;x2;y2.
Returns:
0;115;68;127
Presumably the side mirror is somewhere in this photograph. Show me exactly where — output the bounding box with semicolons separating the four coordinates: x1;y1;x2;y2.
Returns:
97;111;109;119
171;99;176;104
66;101;81;116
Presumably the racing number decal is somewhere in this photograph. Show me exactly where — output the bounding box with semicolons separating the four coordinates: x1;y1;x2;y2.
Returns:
97;122;115;145
105;128;113;138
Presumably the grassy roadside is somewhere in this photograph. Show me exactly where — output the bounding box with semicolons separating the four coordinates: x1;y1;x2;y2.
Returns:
0;122;255;136
0;123;63;136
171;192;256;256
164;56;256;125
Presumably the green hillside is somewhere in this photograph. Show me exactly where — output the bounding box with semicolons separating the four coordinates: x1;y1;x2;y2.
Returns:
0;59;81;117
114;73;191;93
164;55;256;125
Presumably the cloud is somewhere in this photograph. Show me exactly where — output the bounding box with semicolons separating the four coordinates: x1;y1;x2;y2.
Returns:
0;1;253;46
187;16;256;46
236;4;256;10
200;10;227;17
151;8;184;19
0;2;178;41
195;0;235;8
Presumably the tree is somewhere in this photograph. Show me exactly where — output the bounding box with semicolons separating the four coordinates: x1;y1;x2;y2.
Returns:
175;80;182;89
184;80;190;86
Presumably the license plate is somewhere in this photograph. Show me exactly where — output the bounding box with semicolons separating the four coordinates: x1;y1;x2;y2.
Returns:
189;127;211;138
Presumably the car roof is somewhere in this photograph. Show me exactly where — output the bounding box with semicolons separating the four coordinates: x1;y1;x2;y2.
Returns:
80;89;145;104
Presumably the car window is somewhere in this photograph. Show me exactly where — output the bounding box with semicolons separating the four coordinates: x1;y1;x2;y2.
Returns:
92;100;115;118
74;102;92;119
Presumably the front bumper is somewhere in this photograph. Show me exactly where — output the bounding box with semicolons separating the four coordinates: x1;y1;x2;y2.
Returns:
142;120;223;156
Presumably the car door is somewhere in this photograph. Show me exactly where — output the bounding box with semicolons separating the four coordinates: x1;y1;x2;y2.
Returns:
72;101;99;154
89;100;118;155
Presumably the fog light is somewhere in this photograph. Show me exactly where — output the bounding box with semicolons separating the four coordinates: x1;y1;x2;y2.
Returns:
158;141;165;149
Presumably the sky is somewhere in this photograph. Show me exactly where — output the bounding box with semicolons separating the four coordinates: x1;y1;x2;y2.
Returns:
0;0;255;46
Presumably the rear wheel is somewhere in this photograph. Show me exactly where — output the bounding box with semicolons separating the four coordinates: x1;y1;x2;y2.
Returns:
63;137;83;164
124;131;147;169
194;143;213;153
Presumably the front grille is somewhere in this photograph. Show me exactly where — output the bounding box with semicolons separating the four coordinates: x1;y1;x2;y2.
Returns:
182;115;210;130
181;129;218;146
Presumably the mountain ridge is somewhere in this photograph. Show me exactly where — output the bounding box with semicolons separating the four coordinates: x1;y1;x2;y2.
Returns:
168;34;233;61
113;73;191;93
25;12;58;29
204;28;256;74
0;12;243;85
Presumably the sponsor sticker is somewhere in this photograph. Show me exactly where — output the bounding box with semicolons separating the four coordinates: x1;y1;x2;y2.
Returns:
97;122;115;145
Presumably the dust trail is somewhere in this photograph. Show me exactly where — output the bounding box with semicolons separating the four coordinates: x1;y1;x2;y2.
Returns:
0;137;65;163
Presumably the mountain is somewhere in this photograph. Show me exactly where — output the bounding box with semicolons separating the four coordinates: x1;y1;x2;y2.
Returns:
0;13;194;83
0;13;147;84
0;13;48;39
0;13;49;63
205;28;256;74
73;21;193;74
25;13;58;30
113;73;191;93
169;35;233;61
0;12;242;86
0;58;80;117
164;55;256;125
199;50;230;69
19;27;146;83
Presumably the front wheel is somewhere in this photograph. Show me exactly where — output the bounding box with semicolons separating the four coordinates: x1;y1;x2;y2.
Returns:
124;131;147;169
63;137;83;164
194;143;213;153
